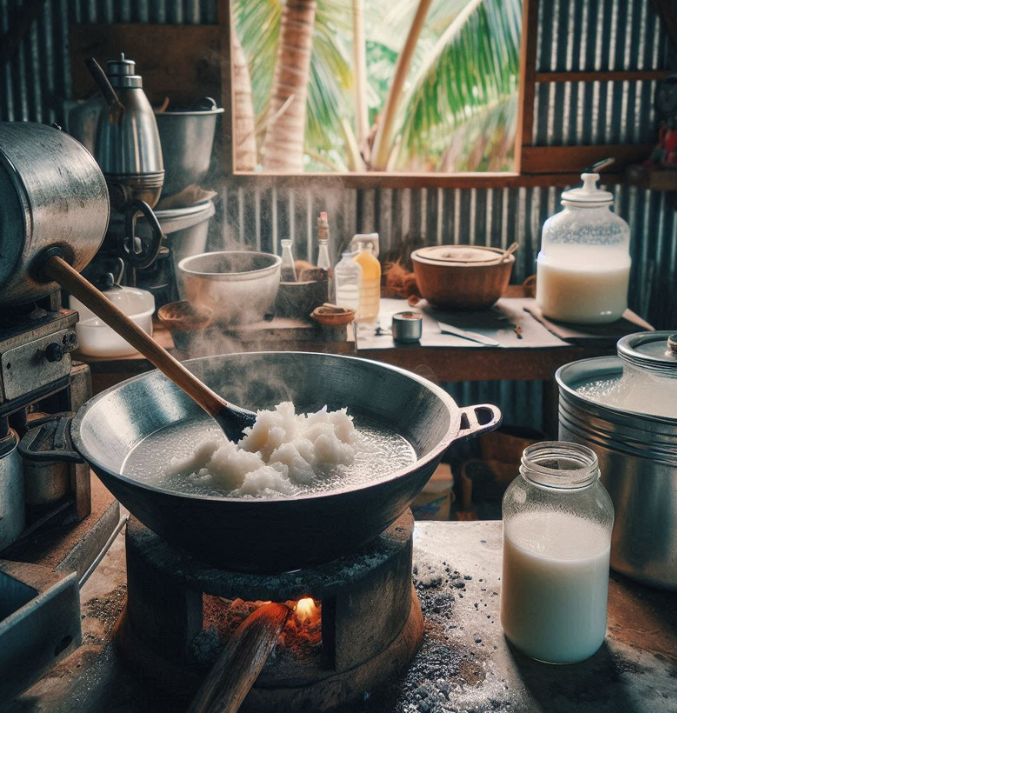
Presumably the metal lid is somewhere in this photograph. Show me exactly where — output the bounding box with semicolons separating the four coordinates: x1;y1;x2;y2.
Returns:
106;53;142;88
561;173;614;206
617;331;677;377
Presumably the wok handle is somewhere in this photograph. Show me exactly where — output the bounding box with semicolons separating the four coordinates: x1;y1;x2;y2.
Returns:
456;404;502;440
18;413;83;463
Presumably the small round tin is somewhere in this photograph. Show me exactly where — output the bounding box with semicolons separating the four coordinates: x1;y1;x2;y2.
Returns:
392;310;423;343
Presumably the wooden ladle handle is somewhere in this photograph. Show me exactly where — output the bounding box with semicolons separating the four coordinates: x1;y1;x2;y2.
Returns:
43;256;230;420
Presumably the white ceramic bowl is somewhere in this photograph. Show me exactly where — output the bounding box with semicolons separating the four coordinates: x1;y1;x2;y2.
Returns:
176;251;281;323
70;287;155;358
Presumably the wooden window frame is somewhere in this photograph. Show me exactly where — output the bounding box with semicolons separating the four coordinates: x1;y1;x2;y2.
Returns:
68;0;669;189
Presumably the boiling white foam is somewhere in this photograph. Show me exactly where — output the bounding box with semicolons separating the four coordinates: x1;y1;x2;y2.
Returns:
574;371;676;419
122;407;416;498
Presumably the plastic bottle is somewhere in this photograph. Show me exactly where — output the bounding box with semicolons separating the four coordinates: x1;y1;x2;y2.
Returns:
333;250;360;308
352;235;381;323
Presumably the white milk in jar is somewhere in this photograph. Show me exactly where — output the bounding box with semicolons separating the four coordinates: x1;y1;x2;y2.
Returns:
500;442;614;664
536;246;630;324
536;173;631;324
501;512;611;663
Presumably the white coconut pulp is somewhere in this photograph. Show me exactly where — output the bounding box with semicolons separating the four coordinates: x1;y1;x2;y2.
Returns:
122;401;416;498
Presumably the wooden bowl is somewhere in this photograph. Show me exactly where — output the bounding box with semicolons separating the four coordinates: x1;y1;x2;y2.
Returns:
157;300;213;332
411;245;514;310
310;304;356;327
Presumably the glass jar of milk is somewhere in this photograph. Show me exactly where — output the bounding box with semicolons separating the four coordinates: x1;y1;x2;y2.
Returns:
536;172;631;324
500;442;614;664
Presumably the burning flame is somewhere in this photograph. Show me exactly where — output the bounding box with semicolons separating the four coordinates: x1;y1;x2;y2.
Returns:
294;597;317;623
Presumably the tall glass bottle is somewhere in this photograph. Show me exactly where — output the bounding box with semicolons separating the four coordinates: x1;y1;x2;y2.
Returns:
280;238;296;281
316;211;332;272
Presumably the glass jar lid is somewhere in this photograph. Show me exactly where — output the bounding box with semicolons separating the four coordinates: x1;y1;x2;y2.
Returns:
617;331;677;377
561;172;614;205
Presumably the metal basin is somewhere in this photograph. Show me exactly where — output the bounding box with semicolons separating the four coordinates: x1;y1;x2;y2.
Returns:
177;250;281;323
71;352;501;572
556;357;677;589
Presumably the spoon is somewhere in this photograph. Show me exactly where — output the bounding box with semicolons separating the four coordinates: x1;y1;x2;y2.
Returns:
43;255;258;443
502;241;519;260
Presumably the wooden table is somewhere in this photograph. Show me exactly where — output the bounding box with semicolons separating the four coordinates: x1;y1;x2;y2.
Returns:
76;294;640;435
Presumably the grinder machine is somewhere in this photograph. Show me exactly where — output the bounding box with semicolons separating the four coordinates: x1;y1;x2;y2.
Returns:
0;121;129;704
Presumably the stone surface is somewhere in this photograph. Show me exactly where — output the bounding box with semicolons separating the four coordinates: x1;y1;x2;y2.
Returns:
7;519;677;713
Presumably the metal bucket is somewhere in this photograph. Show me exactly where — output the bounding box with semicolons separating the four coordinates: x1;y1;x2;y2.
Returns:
154;106;223;198
157;200;215;263
556;357;677;589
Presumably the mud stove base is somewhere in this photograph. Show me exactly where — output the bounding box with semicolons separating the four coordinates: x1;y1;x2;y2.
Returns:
115;509;423;711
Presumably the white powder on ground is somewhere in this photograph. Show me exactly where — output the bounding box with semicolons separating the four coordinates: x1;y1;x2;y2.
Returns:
173;401;358;496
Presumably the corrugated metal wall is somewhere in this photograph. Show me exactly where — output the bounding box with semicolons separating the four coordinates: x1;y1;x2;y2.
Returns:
534;0;672;146
0;0;676;430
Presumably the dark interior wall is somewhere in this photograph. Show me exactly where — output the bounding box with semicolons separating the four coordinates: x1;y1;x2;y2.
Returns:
0;0;676;428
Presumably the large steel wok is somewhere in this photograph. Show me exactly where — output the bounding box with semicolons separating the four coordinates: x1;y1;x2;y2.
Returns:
71;352;500;572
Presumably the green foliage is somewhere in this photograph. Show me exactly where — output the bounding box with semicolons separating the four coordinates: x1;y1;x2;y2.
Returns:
231;0;521;172
394;0;521;171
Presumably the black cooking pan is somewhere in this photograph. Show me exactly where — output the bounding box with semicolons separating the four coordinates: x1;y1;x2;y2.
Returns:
70;352;500;572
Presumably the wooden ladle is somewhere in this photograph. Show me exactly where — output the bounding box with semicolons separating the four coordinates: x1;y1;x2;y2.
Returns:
43;256;258;443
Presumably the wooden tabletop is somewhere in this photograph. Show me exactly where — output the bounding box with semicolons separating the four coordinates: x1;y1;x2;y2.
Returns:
76;294;637;390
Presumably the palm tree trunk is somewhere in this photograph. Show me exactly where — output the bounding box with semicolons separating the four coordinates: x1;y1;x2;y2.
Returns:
262;0;317;172
230;24;258;171
351;0;369;166
368;0;433;170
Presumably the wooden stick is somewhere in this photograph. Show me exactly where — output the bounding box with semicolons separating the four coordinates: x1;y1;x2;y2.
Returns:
43;257;231;421
189;602;290;713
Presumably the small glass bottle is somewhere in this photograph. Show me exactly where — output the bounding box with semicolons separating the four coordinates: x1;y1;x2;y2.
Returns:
316;211;332;271
280;238;297;281
500;441;614;664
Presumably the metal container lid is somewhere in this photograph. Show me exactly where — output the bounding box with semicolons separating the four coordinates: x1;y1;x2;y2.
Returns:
106;53;142;88
617;331;677;377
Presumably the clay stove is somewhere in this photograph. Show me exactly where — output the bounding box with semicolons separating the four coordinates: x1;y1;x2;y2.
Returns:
115;509;424;711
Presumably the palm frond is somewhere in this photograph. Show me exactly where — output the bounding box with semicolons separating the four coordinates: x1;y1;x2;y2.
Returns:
398;91;518;171
231;0;521;173
232;0;281;124
304;18;356;168
390;0;521;170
